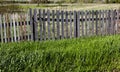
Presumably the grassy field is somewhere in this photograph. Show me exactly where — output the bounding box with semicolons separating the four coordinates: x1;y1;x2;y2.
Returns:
20;3;120;11
1;35;120;72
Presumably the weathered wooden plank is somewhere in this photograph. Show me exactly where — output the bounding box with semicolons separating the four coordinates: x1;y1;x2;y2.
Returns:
47;9;51;40
52;10;55;40
30;8;33;41
85;10;88;36
3;15;7;42
101;10;105;35
88;11;91;36
116;9;119;33
65;11;69;38
95;10;98;35
61;10;64;39
16;14;20;41
26;13;30;41
13;14;17;42
39;9;43;41
33;9;38;41
74;11;77;37
56;10;60;39
81;11;84;36
43;9;46;40
0;15;3;43
91;10;94;35
99;10;102;35
9;14;13;42
69;11;72;38
105;10;108;35
77;11;80;37
108;10;111;35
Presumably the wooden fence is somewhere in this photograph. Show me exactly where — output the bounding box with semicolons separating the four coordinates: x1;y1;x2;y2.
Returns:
30;9;120;41
0;9;120;43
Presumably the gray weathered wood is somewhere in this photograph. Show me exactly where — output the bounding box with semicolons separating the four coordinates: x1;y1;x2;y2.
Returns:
91;10;94;35
81;11;84;36
0;15;3;43
95;10;98;35
85;10;88;36
108;10;111;35
77;11;80;37
116;9;119;33
56;10;60;39
13;14;17;42
16;14;20;41
39;9;43;41
69;11;72;38
65;11;69;38
74;11;77;37
43;9;46;40
34;9;38;41
61;10;64;39
26;13;29;41
101;10;105;35
30;8;33;41
47;9;51;40
52;10;55;40
3;15;7;42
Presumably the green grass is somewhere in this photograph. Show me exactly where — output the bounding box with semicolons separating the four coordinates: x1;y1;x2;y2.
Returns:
1;35;120;72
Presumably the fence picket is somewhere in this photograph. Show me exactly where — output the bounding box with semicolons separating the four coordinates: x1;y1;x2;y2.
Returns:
30;8;33;41
47;10;51;40
95;10;98;35
56;10;60;39
0;15;3;43
74;11;77;37
43;9;46;40
39;9;43;41
52;10;55;40
69;11;72;38
3;15;7;42
61;10;64;39
65;11;68;38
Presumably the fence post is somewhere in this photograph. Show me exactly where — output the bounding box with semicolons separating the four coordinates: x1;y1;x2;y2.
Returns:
33;9;38;41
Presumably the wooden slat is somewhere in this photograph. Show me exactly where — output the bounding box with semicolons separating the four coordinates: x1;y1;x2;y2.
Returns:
108;10;111;35
74;11;77;37
39;9;43;41
56;10;60;39
61;10;64;39
81;11;84;36
0;15;3;43
13;14;17;42
43;9;46;40
101;10;105;35
16;14;20;41
30;8;33;41
26;13;30;41
95;10;98;35
52;10;55;40
91;10;94;35
3;15;7;42
33;9;38;41
85;10;88;36
47;9;51;40
10;14;13;42
116;9;119;33
77;11;80;37
69;11;72;38
99;10;102;35
88;11;91;36
65;11;68;38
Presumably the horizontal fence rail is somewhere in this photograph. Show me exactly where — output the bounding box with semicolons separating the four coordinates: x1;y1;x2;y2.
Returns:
0;9;120;43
